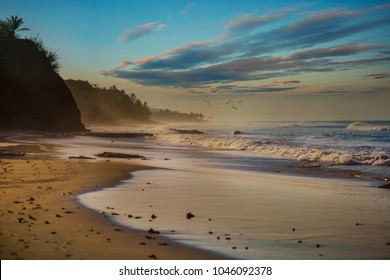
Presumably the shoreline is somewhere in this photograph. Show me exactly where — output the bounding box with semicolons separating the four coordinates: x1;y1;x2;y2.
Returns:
0;140;228;260
2;132;390;260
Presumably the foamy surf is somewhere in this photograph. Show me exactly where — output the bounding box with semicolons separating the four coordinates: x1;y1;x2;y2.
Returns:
157;133;390;167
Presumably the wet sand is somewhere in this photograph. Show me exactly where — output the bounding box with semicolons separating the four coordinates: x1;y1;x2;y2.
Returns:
82;168;390;259
0;142;225;260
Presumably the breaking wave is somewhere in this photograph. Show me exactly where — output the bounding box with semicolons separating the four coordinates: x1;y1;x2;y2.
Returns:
346;122;390;132
157;133;390;167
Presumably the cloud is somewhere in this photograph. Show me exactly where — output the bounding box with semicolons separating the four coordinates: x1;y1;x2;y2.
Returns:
242;12;390;57
224;4;312;33
218;85;299;94
133;39;223;65
104;45;390;88
287;44;386;60
106;4;390;90
361;72;390;79
118;22;166;43
118;60;134;68
273;80;301;85
182;2;195;15
310;86;350;95
225;10;288;32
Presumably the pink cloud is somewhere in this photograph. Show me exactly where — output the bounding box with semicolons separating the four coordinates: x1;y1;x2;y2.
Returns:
127;35;230;67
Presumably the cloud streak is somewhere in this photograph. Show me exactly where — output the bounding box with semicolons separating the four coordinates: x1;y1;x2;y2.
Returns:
104;43;388;88
225;10;289;32
361;72;390;79
118;22;166;43
106;4;390;91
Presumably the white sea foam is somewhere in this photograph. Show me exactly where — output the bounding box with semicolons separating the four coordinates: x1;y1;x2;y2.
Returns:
346;121;390;132
157;133;390;167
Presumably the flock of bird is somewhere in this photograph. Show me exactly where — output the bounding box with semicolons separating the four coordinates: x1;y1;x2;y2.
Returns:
201;87;243;115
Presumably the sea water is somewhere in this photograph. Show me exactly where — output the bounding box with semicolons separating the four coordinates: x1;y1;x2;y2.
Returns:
43;120;390;259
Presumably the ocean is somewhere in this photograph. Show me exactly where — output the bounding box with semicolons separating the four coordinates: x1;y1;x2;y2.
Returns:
44;120;390;259
151;120;390;179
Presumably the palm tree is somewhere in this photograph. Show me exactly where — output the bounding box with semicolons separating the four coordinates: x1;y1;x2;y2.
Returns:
0;20;10;38
5;15;30;38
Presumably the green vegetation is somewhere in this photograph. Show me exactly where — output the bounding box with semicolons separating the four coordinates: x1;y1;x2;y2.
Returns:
1;15;60;73
65;79;151;123
151;109;204;123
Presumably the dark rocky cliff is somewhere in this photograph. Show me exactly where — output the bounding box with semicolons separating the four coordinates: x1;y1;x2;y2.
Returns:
0;39;86;132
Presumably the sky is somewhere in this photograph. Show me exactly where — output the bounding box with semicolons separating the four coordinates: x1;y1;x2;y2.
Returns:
1;0;390;121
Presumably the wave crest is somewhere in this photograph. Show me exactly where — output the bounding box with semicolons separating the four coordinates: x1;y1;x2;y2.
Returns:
346;122;390;132
158;133;390;167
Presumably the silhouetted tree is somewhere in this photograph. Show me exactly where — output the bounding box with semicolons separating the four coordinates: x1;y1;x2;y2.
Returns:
65;79;152;123
0;21;10;38
0;15;30;39
26;35;60;73
151;108;205;122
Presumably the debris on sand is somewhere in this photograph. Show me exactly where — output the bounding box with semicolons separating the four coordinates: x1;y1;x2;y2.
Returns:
186;212;195;220
171;129;204;135
68;156;95;160
0;150;26;157
95;152;146;159
148;228;160;234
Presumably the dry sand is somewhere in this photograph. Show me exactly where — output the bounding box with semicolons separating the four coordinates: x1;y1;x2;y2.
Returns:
0;142;224;260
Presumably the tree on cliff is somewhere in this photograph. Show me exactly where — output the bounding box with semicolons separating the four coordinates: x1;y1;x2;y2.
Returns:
27;35;60;73
65;79;152;123
1;16;60;73
0;15;30;39
0;16;85;132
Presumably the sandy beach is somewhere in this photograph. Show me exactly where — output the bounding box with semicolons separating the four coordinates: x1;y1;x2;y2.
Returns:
0;140;224;260
1;129;390;260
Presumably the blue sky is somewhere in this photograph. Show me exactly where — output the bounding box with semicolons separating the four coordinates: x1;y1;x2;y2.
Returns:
1;0;390;120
